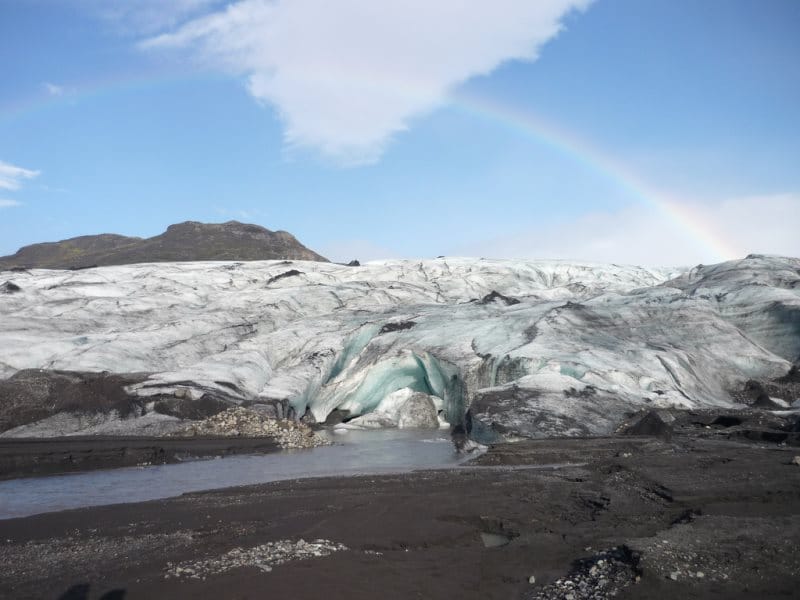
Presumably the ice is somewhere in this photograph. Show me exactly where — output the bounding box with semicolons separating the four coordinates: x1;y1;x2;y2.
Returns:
307;346;463;426
1;255;797;439
339;388;441;429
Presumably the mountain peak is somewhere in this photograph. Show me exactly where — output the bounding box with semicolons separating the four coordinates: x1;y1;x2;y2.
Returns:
0;221;327;269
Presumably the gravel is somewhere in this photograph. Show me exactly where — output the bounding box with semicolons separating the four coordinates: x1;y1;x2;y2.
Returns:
528;546;641;600
171;407;329;449
164;538;348;579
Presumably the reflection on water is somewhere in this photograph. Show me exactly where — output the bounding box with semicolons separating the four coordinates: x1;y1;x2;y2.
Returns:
0;429;471;520
480;532;512;548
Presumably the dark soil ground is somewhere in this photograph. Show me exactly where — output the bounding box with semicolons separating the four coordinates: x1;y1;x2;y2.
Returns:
1;430;798;600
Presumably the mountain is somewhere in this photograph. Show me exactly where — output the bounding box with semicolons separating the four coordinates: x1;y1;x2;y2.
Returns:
1;254;797;438
0;221;327;269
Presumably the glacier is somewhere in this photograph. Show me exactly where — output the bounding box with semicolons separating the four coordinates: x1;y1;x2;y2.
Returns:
0;254;798;439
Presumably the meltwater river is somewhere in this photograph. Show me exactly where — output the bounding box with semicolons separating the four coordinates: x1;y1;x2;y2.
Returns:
0;429;472;520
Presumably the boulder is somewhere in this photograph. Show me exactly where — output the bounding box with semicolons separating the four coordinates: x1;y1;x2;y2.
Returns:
0;281;21;294
620;410;673;441
397;393;439;429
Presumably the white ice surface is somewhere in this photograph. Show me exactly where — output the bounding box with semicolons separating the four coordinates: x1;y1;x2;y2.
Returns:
1;255;797;438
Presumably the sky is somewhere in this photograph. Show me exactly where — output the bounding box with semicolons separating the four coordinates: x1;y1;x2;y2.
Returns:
0;0;798;266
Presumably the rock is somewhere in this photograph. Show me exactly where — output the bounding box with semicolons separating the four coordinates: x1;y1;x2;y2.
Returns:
670;571;680;580
164;538;347;579
777;362;800;383
0;281;21;294
620;410;673;441
710;415;742;427
247;397;289;420
300;407;318;426
266;269;304;285
171;407;328;449
378;321;415;334
397;393;440;429
791;456;800;466
528;575;536;584
0;221;328;269
323;408;351;426
752;393;785;410
478;290;520;306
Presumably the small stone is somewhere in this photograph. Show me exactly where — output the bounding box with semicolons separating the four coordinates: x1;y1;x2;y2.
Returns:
696;571;705;578
528;575;536;584
670;571;680;581
791;456;800;466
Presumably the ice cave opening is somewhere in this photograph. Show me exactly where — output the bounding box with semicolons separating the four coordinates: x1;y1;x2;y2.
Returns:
300;349;467;433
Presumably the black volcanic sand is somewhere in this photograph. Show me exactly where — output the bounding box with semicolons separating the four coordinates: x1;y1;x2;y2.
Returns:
1;435;799;599
0;436;279;480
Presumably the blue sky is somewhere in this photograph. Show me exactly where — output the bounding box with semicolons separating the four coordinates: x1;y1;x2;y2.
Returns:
0;0;798;265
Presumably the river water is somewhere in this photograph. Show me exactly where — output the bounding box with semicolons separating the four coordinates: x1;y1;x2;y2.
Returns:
0;429;473;520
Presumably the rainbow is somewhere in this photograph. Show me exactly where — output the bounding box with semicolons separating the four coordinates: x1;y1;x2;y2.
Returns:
452;91;742;262
1;73;742;262
0;68;222;125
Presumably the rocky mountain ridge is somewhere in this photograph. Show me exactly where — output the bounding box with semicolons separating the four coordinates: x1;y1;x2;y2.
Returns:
0;221;327;269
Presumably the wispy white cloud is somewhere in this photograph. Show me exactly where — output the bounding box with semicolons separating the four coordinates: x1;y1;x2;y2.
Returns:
88;0;224;35
0;199;22;208
39;184;70;194
456;194;800;266
0;160;40;191
42;82;64;97
142;0;592;164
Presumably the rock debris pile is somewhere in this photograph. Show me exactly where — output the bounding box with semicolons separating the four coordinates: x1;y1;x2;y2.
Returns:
529;546;640;600
171;407;328;449
164;539;347;579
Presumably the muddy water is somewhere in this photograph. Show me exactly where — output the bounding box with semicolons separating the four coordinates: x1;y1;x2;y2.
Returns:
0;429;472;519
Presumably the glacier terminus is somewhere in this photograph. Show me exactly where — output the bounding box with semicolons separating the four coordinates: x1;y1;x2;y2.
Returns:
1;254;797;441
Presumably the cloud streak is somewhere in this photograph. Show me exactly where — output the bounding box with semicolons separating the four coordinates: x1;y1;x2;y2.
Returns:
0;161;40;191
0;199;22;209
89;0;224;35
142;0;592;164
42;82;64;97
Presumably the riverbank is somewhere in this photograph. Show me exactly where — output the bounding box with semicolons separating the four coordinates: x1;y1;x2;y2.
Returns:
1;434;798;599
0;436;281;480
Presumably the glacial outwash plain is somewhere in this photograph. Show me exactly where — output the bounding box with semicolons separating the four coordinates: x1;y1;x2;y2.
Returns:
1;235;799;599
